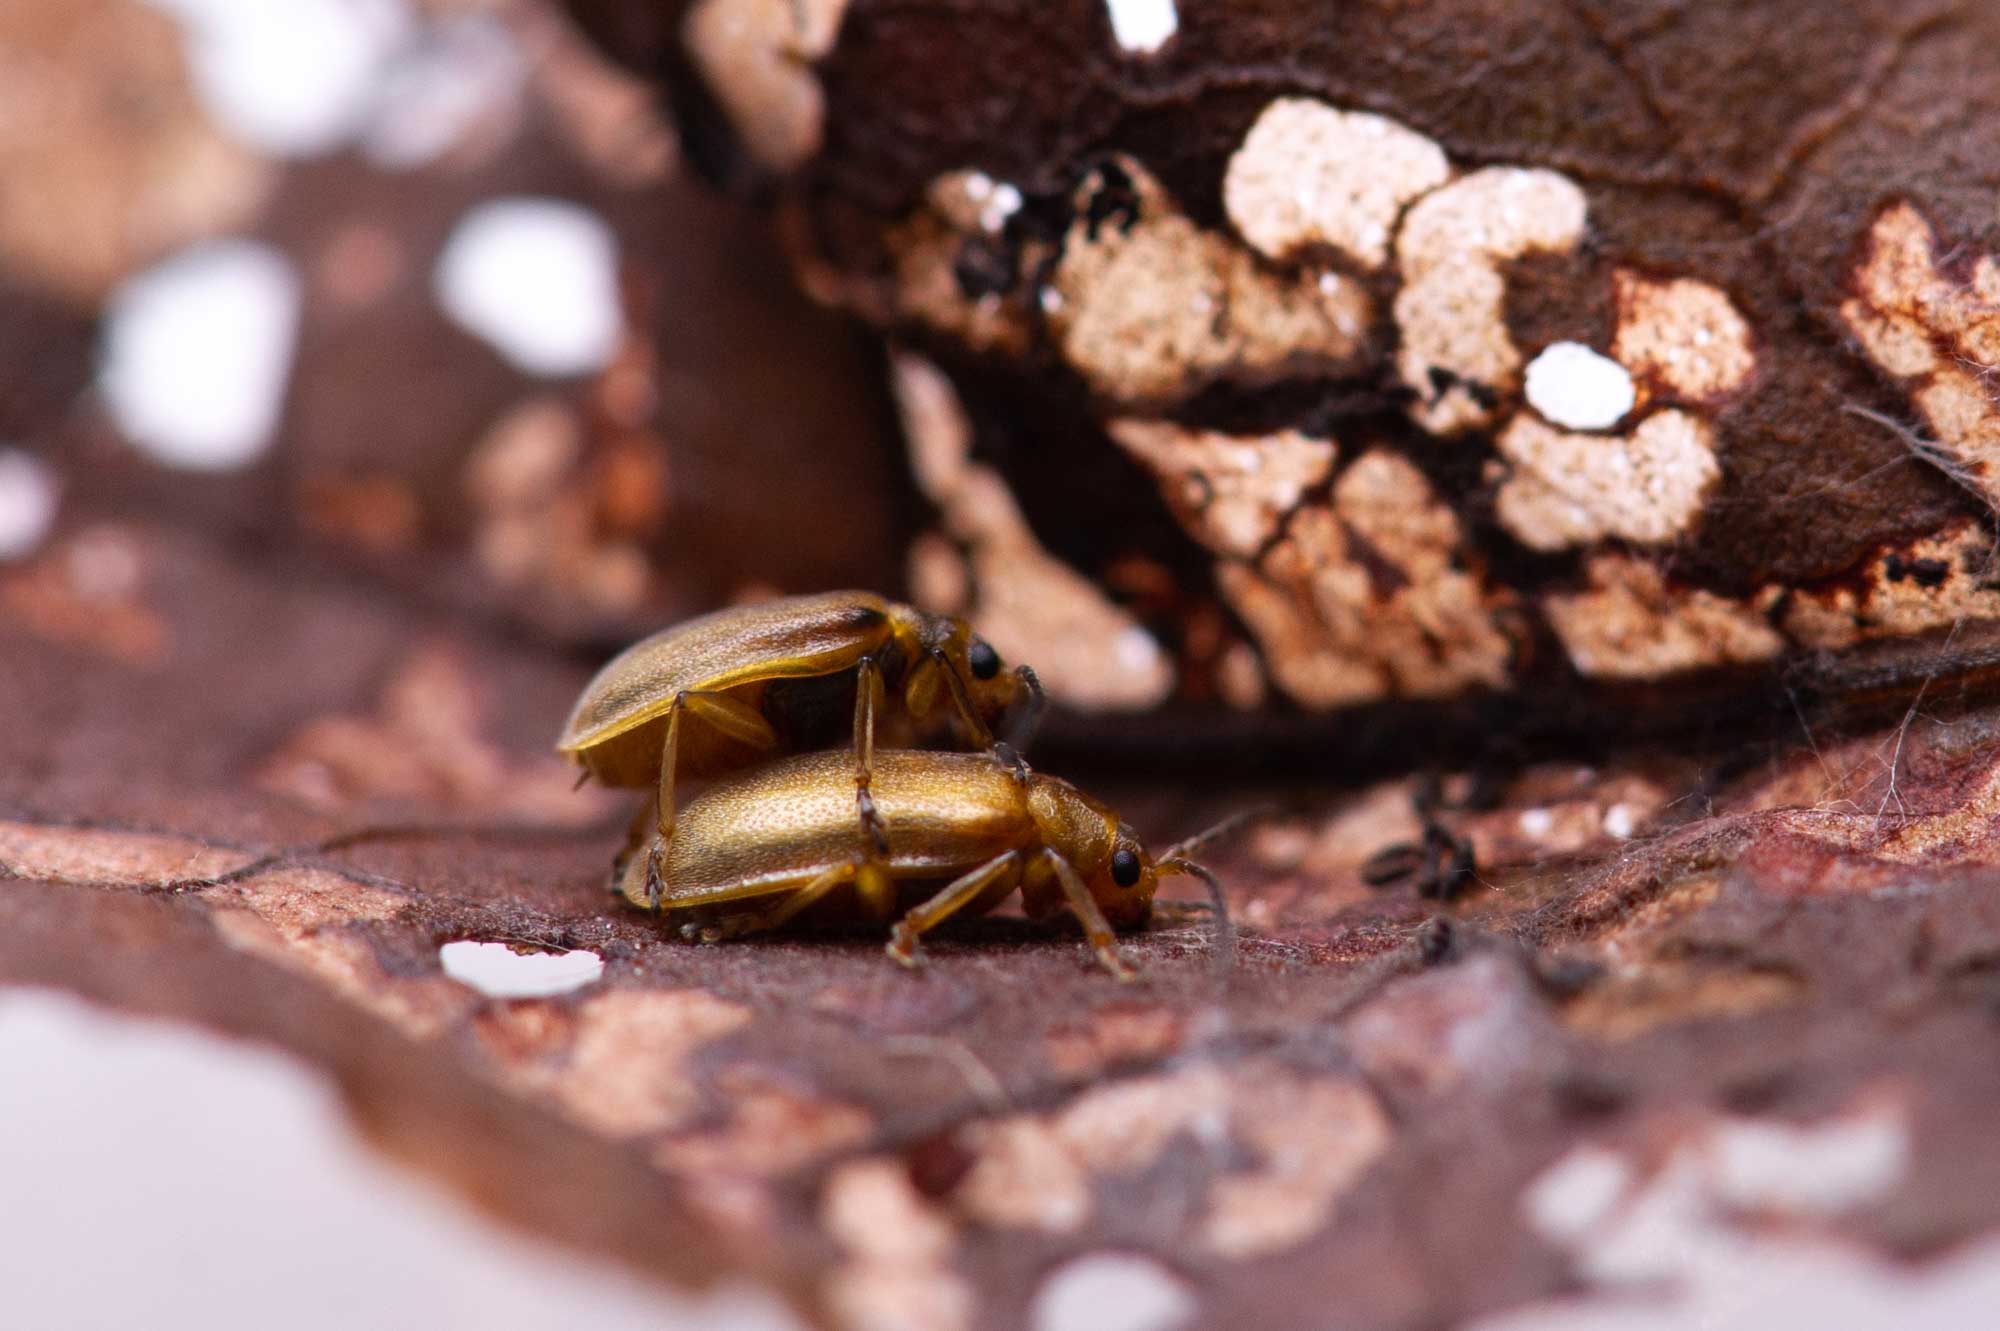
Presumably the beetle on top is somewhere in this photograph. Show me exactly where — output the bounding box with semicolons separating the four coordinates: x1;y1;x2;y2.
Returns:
558;590;1043;891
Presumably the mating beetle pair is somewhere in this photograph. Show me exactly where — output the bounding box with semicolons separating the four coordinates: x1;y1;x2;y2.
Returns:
558;590;1220;976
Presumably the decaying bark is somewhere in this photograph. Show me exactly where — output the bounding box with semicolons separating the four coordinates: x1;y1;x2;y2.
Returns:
7;2;2000;1328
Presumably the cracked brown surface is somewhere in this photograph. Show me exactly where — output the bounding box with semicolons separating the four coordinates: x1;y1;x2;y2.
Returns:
16;507;2000;1327
8;2;2000;1327
569;0;2000;718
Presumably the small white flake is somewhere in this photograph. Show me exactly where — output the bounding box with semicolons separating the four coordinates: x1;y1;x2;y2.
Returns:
1524;1146;1633;1245
439;940;604;999
1524;341;1638;431
1032;1253;1195;1331
145;0;413;157
1114;626;1165;673
1602;803;1637;839
0;449;60;561
1711;1111;1908;1215
434;198;623;377
100;240;302;471
362;14;524;169
1517;808;1554;838
1105;0;1177;53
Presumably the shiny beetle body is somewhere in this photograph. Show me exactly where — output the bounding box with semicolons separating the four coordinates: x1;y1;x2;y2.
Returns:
618;748;1214;978
558;590;1041;881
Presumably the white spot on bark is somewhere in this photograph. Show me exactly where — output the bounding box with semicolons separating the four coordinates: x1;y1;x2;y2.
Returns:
1518;808;1555;838
1523;1145;1633;1246
0;449;60;561
1602;803;1637;839
362;14;525;169
144;0;414;157
0;986;803;1331
1032;1254;1195;1331
683;0;851;171
438;941;604;999
100;240;302;471
1487;1105;1923;1331
1224;98;1450;268
1104;0;1178;54
1393;168;1589;434
1525;341;1638;431
1494;410;1719;551
435;198;622;377
1612;272;1756;402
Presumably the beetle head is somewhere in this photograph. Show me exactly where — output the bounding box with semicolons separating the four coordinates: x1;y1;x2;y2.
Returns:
908;611;1034;742
1026;778;1160;928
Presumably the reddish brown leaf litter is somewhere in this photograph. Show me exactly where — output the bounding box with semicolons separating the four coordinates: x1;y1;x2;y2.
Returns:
10;511;2000;1327
6;0;2000;1327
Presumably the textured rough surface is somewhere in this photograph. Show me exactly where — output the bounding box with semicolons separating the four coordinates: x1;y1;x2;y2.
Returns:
11;2;2000;1329
18;507;2000;1328
567;0;2000;725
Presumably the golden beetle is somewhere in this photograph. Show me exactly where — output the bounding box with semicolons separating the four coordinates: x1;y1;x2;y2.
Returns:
615;747;1224;978
557;591;1041;885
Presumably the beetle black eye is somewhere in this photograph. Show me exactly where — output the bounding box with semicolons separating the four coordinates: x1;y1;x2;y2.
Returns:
968;638;1001;680
1110;848;1142;887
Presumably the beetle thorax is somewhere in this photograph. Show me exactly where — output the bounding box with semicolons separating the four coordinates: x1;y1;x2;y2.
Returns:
1025;776;1116;873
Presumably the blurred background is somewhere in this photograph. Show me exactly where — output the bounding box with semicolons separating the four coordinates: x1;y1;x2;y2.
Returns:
1;3;893;1327
1;0;904;649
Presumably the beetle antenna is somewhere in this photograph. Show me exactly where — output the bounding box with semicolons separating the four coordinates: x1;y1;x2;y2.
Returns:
1001;664;1047;751
1161;804;1271;863
1158;856;1233;978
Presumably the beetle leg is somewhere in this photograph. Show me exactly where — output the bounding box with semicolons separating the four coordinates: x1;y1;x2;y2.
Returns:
887;851;1021;968
926;645;997;749
1044;849;1137;981
700;862;859;942
852;657;889;857
609;790;657;896
648;690;781;905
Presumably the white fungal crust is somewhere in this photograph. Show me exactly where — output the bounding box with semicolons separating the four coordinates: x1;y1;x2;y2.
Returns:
1493;410;1721;551
1392;168;1590;434
1222;98;1451;269
1046;159;1373;404
1106;419;1336;560
682;0;850;172
884;172;1038;356
1543;555;1784;681
1839;201;2000;509
892;354;1174;710
1783;522;2000;650
1219;449;1514;707
1612;271;1756;402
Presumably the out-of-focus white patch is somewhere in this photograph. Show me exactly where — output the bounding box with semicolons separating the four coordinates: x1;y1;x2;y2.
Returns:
439;940;604;999
1487;1107;1930;1330
0;986;806;1331
1113;626;1166;674
1105;0;1177;53
961;173;1025;234
1518;808;1555;838
1523;1145;1633;1247
362;14;524;169
100;240;302;471
0;449;60;561
435;199;623;377
144;0;414;157
1525;342;1638;431
1601;803;1637;839
1710;1112;1909;1216
1032;1253;1196;1331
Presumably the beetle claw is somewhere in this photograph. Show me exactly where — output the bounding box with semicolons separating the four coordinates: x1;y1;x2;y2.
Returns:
885;932;925;969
